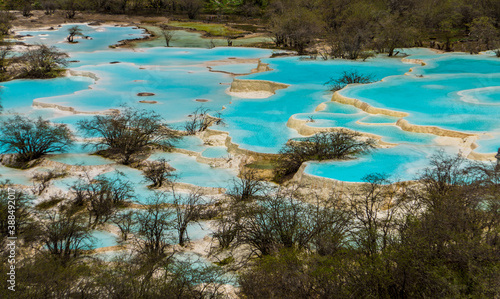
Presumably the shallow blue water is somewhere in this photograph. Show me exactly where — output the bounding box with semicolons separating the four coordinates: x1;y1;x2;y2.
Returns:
474;133;500;153
173;136;208;153
86;230;119;249
0;165;32;186
46;153;115;165
5;30;500;258
19;24;147;52
149;152;237;188
202;146;229;158
0;77;93;113
210;63;257;74
340;73;500;133
305;144;458;182
52;176;80;192
2;25;499;187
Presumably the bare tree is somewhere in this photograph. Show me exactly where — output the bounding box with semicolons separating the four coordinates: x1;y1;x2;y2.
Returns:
228;186;351;257
184;107;225;135
227;168;267;202
0;46;12;81
345;173;401;256
180;0;203;19
0;180;33;240
212;209;239;250
32;168;67;195
0;115;74;163
112;210;137;241
325;69;374;92
71;171;135;227
173;189;204;246
275;130;377;179
21;0;33;17
269;6;323;54
35;208;93;262
417;151;471;201
142;158;175;188
159;24;175;47
41;0;57;15
374;14;417;57
78;107;178;165
134;193;174;258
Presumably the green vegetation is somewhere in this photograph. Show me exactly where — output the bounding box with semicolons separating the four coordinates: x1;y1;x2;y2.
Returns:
67;25;83;42
35;197;64;210
17;44;68;79
3;0;500;55
0;42;69;81
169;20;245;36
269;0;500;57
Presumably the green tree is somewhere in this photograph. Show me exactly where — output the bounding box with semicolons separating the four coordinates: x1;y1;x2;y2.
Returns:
180;0;204;19
468;16;499;53
375;14;417;56
270;6;324;54
59;0;83;19
0;10;12;39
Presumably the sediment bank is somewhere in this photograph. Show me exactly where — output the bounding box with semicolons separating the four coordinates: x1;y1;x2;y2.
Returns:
396;119;475;139
227;78;289;99
331;91;409;118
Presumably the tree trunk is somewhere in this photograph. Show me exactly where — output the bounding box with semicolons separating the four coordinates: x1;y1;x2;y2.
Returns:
179;226;187;246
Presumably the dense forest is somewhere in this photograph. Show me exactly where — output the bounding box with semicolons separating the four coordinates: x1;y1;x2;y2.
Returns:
2;0;500;55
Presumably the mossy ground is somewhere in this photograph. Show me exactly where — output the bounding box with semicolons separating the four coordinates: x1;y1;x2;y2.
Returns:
168;21;246;37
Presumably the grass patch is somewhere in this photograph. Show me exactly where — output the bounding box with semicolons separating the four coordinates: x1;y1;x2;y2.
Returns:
36;197;64;210
168;21;245;36
230;24;263;33
214;256;234;266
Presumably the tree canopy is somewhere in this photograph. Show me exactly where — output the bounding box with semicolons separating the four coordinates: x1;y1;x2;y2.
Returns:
78;107;178;164
275;130;377;179
0;115;74;162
